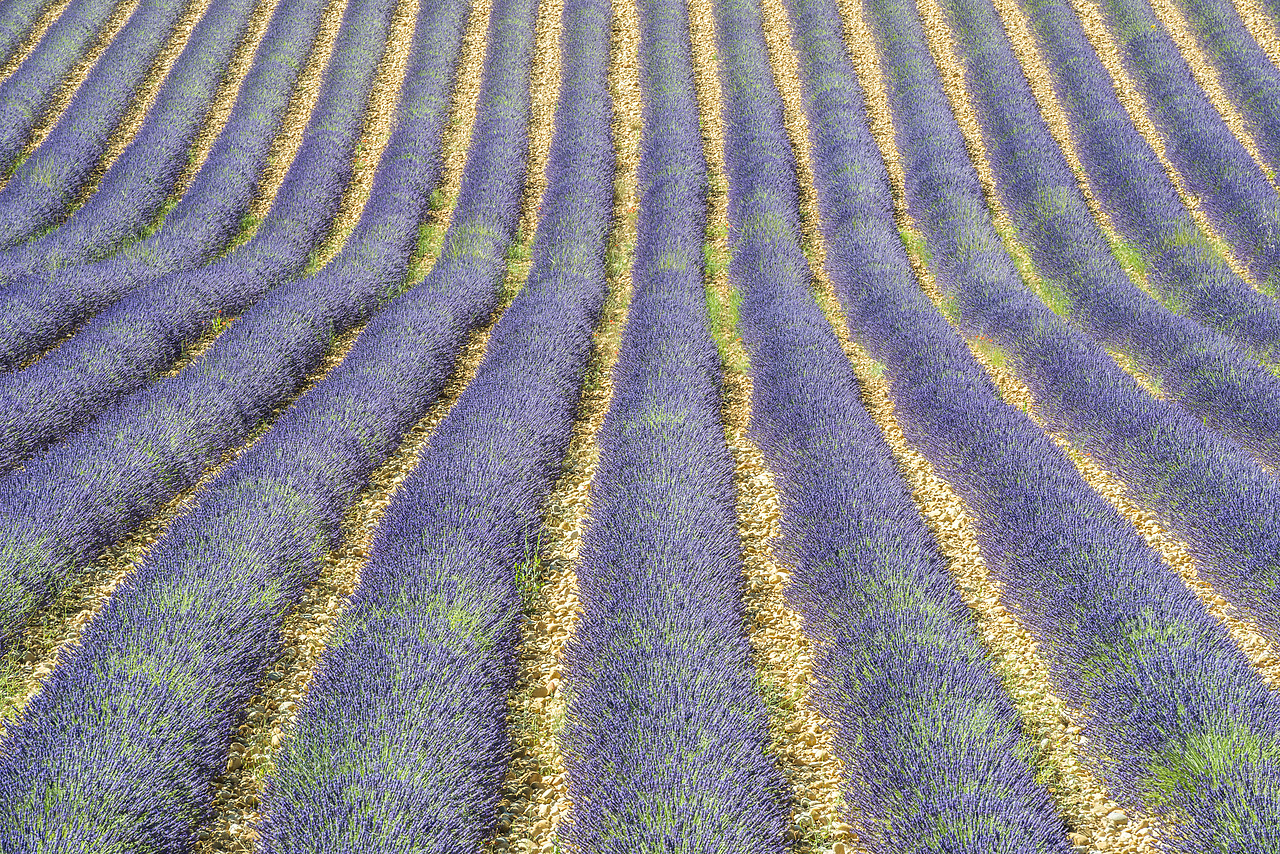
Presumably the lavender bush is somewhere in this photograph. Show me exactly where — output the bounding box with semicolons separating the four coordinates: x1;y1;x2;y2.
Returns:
1005;0;1280;369
1166;0;1280;176
0;0;201;246
1090;0;1280;291
0;0;333;366
256;0;612;843
713;0;1073;847
0;0;541;844
0;0;265;275
0;0;63;69
559;0;790;846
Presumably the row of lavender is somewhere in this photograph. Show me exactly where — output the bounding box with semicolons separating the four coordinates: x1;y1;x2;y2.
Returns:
709;0;1073;846
0;0;454;655
0;0;533;839
558;0;792;845
1004;0;1280;371
0;0;265;280
1087;0;1280;292
0;0;200;247
0;0;335;367
930;0;1280;688
0;0;126;174
0;0;62;68
257;0;616;840
936;0;1280;467
854;0;1280;844
0;0;396;473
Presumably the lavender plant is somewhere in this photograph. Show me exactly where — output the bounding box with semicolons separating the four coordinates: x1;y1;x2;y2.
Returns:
934;0;1280;468
0;0;472;654
0;0;401;470
0;0;540;844
256;0;612;843
0;0;333;367
0;0;203;246
1089;0;1280;291
0;0;124;173
559;0;790;847
0;0;266;274
849;0;1280;841
712;0;1073;847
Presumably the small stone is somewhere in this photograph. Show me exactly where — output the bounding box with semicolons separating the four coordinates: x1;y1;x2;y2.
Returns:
226;753;243;771
832;843;847;854
1106;810;1128;826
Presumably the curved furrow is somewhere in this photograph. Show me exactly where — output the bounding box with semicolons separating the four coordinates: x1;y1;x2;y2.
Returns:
0;0;408;472
0;0;542;842
1073;0;1280;292
0;0;74;83
0;0;211;244
0;0;456;654
0;0;277;280
922;0;1280;469
559;0;791;846
0;0;345;369
0;0;136;175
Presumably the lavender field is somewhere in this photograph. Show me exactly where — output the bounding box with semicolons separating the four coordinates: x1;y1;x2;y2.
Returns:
0;0;1278;847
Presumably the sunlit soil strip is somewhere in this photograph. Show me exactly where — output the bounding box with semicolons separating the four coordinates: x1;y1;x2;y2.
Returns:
224;0;352;253
302;0;419;274
1063;0;1261;289
196;0;558;848
914;0;1178;418
1147;0;1277;184
0;0;140;186
0;318;361;744
832;0;1157;850
405;0;491;284
981;0;1258;369
66;0;225;215
686;1;864;851
1229;0;1280;69
487;12;636;853
966;345;1280;694
0;0;76;84
157;0;286;208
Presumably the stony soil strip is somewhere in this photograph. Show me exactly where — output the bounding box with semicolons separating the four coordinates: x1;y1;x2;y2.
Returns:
233;0;351;241
0;0;78;84
686;0;865;851
831;0;1160;850
197;0;561;847
484;6;636;845
1146;0;1277;183
67;0;225;215
1228;0;1280;68
166;0;285;202
405;0;492;283
0;0;141;186
0;319;363;744
303;0;419;274
1062;0;1261;288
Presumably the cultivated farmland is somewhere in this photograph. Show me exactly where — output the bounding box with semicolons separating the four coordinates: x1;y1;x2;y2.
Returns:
0;0;1278;846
